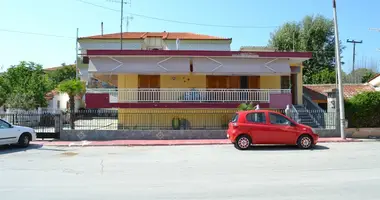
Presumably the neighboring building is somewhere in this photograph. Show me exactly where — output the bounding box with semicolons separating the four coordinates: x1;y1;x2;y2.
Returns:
45;90;83;112
44;66;84;112
78;31;311;128
303;84;376;110
368;74;380;91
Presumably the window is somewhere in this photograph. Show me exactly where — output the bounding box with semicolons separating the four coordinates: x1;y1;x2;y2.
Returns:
57;100;61;109
246;112;266;123
269;113;291;125
281;76;291;89
0;119;11;129
231;113;239;123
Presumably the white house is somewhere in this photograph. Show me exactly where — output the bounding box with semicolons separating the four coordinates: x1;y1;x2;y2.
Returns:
45;90;83;112
368;74;380;91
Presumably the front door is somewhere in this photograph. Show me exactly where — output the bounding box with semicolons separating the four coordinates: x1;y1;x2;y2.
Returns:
267;112;297;144
291;74;297;105
138;75;160;102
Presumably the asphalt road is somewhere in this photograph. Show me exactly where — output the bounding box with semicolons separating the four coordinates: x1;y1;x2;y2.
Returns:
1;143;380;200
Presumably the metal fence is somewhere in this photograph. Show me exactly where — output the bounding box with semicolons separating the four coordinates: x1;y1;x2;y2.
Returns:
0;109;338;134
0;113;61;139
65;109;288;131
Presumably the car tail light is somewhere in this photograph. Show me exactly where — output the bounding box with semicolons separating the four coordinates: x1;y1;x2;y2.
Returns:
232;123;239;128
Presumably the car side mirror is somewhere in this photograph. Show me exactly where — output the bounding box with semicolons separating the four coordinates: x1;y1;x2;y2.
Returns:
290;122;296;127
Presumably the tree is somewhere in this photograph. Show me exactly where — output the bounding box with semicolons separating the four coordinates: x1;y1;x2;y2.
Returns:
310;68;336;84
269;15;344;84
343;68;377;83
57;79;85;129
345;91;380;128
0;75;7;107
1;61;52;109
5;92;37;110
47;64;76;88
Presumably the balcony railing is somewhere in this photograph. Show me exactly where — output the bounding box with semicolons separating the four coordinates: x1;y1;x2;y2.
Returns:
86;88;291;103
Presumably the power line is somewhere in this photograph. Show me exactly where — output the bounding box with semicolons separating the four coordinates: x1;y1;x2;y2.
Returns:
0;28;75;39
75;0;278;29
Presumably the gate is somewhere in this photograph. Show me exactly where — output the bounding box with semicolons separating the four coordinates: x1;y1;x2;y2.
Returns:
36;113;61;139
0;112;61;139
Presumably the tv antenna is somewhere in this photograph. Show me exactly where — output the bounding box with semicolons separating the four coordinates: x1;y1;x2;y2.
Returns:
107;0;132;50
125;16;134;32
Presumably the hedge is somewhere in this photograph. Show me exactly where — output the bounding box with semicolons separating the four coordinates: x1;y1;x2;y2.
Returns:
345;91;380;128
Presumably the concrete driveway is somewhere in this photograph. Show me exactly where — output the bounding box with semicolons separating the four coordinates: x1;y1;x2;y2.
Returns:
1;143;380;200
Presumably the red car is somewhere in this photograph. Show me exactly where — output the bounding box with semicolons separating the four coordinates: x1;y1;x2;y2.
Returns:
227;110;319;150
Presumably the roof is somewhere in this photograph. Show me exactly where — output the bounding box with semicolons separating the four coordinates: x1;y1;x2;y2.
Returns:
86;49;312;59
368;74;380;83
303;84;376;101
45;90;83;101
240;46;278;52
79;32;231;41
44;65;76;71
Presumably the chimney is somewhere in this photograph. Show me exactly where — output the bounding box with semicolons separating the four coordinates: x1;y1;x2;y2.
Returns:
101;22;104;36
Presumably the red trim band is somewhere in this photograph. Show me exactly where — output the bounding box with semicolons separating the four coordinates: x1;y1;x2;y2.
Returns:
86;50;312;58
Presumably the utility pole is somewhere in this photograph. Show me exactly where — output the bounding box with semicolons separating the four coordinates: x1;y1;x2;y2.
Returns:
347;39;363;82
75;28;79;79
107;0;131;50
333;0;346;139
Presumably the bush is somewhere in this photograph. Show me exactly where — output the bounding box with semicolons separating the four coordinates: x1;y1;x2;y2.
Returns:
345;91;380;128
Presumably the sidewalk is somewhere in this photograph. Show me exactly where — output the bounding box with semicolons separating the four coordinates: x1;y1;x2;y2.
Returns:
32;138;369;147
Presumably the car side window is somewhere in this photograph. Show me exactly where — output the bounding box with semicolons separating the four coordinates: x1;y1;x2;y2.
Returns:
246;113;266;124
0;120;11;129
269;113;291;125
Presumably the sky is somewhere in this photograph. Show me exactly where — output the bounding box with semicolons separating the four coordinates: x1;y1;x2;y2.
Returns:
0;0;379;73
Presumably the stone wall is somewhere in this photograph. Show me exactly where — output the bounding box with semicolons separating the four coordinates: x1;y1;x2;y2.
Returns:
60;128;380;141
60;130;227;141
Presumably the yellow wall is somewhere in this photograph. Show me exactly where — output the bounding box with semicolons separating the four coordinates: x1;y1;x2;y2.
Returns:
297;66;303;105
118;74;138;102
160;74;207;101
160;74;206;88
118;108;236;129
259;76;281;89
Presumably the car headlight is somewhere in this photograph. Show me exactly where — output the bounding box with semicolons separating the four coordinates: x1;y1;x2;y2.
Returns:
311;128;317;134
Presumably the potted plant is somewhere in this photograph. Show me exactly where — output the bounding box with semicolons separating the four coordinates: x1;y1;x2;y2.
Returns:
172;117;180;130
237;102;257;111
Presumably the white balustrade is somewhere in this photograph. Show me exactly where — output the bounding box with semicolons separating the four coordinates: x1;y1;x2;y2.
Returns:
86;88;291;103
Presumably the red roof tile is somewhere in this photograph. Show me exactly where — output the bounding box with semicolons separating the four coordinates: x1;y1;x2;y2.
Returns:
79;32;231;40
304;84;376;101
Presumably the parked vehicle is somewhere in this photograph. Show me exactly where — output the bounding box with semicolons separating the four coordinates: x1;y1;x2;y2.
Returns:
227;110;319;150
0;119;36;147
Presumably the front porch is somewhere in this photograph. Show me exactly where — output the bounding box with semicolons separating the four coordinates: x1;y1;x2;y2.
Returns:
86;88;292;108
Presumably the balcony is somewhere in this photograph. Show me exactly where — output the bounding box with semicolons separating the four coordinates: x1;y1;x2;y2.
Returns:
86;88;291;103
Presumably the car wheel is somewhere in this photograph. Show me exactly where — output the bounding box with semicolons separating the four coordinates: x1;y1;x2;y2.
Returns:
235;135;251;150
18;134;30;148
297;135;313;149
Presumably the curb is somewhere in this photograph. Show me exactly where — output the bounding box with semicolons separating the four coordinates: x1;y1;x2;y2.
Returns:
31;138;372;147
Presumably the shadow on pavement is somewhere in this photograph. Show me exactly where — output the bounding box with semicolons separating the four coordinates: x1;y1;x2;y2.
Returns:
247;145;329;151
0;144;67;155
0;144;43;155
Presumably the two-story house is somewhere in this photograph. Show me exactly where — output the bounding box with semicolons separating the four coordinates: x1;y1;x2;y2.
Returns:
78;32;311;129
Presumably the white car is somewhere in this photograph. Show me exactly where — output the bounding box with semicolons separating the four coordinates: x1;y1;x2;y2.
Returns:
0;119;36;147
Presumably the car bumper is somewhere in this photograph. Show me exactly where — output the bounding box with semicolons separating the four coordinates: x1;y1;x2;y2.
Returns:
227;130;238;143
31;132;37;141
